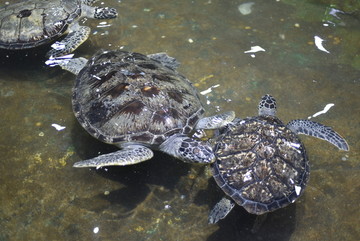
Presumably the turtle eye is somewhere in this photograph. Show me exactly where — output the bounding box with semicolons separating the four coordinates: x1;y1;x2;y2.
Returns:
17;9;32;18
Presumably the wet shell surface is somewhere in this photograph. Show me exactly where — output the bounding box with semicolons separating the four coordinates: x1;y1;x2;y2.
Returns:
212;115;310;215
0;0;81;49
72;50;205;147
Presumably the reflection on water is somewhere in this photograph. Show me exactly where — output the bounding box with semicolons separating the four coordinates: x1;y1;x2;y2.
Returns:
0;0;359;240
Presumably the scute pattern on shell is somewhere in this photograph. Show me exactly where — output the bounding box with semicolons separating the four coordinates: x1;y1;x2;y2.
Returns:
73;50;204;146
213;115;309;215
0;0;81;49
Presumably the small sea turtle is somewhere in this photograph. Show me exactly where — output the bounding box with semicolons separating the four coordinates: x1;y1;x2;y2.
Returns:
208;94;349;224
0;0;117;57
50;50;235;167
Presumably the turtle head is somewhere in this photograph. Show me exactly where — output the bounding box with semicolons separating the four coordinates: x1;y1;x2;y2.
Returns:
258;94;277;116
81;1;118;19
94;7;118;19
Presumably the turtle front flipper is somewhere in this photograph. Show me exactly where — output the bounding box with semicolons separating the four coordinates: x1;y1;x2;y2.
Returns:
208;197;235;224
195;111;236;130
45;56;88;75
159;134;215;164
46;24;91;58
73;145;154;168
287;119;349;151
46;57;88;75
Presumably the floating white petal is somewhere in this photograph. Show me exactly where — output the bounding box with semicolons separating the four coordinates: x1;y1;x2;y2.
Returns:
244;46;266;54
238;2;255;15
308;103;334;119
314;36;330;53
51;124;66;131
200;84;220;95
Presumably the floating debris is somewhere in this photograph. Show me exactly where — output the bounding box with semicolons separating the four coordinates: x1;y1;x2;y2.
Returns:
194;74;214;87
314;36;330;53
238;2;255;15
244;45;265;53
322;5;345;26
51;123;66;131
308;103;334;119
244;46;265;58
200;84;220;95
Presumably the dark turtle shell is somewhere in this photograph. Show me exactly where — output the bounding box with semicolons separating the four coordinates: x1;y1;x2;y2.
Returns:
0;0;81;49
212;115;310;215
73;50;204;146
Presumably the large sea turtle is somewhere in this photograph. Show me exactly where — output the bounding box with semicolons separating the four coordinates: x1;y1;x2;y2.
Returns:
208;94;349;224
0;0;117;57
49;50;235;167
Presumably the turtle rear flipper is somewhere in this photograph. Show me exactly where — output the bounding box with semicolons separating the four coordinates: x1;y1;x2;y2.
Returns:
208;197;235;224
47;24;91;58
73;144;154;168
287;119;349;151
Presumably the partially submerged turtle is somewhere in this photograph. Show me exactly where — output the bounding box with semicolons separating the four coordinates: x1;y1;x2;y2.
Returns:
0;0;117;57
51;50;235;167
208;94;349;224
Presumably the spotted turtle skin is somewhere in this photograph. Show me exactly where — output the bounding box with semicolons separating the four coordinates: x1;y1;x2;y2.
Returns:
212;115;310;215
72;50;205;148
0;0;81;49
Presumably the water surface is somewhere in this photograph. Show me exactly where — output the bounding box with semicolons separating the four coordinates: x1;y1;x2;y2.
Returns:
0;0;359;240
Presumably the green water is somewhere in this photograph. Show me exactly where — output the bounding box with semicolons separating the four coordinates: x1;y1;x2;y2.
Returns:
0;0;359;240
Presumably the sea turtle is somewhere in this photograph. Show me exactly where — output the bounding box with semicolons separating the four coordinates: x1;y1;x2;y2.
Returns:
0;0;117;57
208;94;349;224
49;50;235;167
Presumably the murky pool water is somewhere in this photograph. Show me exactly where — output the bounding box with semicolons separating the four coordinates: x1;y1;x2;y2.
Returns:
0;0;359;240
